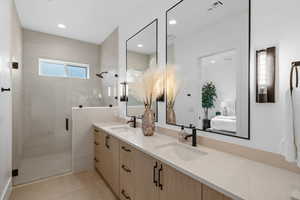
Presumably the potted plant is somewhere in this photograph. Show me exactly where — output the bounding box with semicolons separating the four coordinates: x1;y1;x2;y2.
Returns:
201;82;217;130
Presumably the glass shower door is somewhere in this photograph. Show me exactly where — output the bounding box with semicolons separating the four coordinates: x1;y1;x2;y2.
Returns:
13;76;72;185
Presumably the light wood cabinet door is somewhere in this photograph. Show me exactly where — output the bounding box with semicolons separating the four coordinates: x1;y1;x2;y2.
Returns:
120;165;135;200
100;132;111;183
110;135;120;196
159;164;202;200
94;128;104;173
94;130;120;197
202;185;232;200
134;150;159;200
119;141;135;200
103;134;120;196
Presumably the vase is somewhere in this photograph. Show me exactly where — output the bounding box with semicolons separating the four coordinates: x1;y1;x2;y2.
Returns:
167;106;176;124
142;108;155;136
202;119;211;130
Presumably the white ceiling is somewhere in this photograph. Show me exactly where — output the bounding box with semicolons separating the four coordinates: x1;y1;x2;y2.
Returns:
15;0;146;44
167;0;249;40
127;20;157;55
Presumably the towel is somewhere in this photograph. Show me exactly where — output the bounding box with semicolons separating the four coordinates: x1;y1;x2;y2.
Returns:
281;88;300;167
292;88;300;167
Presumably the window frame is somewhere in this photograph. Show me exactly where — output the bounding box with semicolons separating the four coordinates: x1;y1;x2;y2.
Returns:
38;58;90;79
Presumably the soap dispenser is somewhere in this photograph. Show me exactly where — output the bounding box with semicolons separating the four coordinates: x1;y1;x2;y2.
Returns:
178;125;186;142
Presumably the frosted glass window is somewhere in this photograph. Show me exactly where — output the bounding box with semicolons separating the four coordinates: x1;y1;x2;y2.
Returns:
67;65;88;79
40;62;66;77
39;59;89;79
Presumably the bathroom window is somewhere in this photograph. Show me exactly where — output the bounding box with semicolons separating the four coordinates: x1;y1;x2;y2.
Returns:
39;58;89;79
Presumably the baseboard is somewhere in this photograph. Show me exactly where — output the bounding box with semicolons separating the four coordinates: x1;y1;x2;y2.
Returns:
0;178;12;200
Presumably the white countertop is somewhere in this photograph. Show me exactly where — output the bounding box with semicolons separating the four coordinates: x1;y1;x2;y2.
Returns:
93;122;300;200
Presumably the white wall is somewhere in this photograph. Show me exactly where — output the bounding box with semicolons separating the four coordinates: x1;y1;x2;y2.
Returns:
71;107;120;172
0;0;20;199
118;0;300;155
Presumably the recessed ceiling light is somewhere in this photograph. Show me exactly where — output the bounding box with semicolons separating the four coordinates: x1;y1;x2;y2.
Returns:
137;44;143;48
210;60;216;64
57;24;66;29
169;19;177;25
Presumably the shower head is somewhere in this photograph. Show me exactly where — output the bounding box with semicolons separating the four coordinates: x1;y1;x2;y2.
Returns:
96;71;108;79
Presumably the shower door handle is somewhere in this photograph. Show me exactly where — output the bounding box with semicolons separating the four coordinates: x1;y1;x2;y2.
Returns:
65;118;69;131
1;88;11;92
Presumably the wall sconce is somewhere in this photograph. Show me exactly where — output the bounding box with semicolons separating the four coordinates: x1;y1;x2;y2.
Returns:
256;47;276;103
120;82;128;102
290;61;300;93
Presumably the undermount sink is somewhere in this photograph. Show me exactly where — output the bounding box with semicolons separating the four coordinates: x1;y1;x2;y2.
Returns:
155;142;207;162
110;126;132;133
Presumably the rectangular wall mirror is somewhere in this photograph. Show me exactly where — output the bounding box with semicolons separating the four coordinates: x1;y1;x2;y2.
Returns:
126;19;158;120
166;0;250;139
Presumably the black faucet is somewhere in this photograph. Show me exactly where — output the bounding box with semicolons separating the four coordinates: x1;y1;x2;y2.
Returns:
184;125;197;147
127;116;136;128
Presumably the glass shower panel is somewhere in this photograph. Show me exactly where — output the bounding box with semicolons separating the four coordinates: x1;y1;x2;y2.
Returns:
13;76;72;185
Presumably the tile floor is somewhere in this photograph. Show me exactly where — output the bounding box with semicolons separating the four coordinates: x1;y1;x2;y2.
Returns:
13;152;72;185
10;171;118;200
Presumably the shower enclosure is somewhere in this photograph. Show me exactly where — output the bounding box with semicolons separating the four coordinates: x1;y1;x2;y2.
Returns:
13;65;103;185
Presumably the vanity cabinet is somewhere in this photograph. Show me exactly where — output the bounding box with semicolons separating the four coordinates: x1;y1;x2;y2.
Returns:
134;151;204;200
159;163;202;200
94;128;120;196
202;185;232;200
94;128;232;200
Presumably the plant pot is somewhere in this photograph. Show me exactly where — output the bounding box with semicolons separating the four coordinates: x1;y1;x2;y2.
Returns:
202;119;211;130
142;108;155;136
166;106;176;124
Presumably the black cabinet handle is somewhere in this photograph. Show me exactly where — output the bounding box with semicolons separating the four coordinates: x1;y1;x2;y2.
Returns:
94;158;99;163
105;135;110;149
1;88;11;92
94;142;99;146
121;164;131;173
65;118;69;131
121;190;131;200
158;164;163;190
153;162;158;186
121;146;131;152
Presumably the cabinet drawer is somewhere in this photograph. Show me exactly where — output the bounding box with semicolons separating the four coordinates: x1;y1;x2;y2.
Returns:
94;155;101;170
120;142;135;164
120;171;135;200
95;145;101;159
94;142;101;152
94;128;101;143
120;188;134;200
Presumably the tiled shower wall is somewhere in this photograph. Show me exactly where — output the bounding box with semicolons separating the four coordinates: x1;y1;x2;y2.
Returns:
99;28;119;107
21;29;103;162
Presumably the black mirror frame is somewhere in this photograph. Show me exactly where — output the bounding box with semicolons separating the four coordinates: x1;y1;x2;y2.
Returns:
126;18;159;122
165;0;251;140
